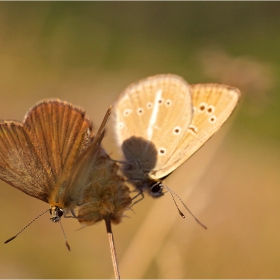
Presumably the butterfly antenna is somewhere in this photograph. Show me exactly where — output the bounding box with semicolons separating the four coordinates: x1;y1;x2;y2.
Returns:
104;216;120;280
4;209;50;244
163;185;207;230
59;221;71;251
162;185;186;218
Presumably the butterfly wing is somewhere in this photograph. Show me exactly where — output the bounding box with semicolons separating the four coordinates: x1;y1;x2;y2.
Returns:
0;121;50;202
65;106;112;205
23;100;94;207
151;83;241;179
114;74;193;172
0;99;94;206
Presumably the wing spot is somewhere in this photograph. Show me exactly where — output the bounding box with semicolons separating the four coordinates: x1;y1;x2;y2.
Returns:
158;98;164;105
188;125;198;135
207;105;215;115
123;109;132;117
198;103;207;112
118;122;124;129
173;126;181;135
165;99;172;107
209;116;217;123
158;147;166;156
147;102;153;109
137;108;144;115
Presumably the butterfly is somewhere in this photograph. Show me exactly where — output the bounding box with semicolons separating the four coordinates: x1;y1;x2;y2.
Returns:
113;74;241;198
0;100;111;229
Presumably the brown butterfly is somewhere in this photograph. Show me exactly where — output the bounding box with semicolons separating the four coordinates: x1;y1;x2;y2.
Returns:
0;99;111;246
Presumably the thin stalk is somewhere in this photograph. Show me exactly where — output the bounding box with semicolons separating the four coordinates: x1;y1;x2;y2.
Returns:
105;216;120;280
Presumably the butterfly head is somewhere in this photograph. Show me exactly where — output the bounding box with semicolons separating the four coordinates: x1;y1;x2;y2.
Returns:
49;206;64;223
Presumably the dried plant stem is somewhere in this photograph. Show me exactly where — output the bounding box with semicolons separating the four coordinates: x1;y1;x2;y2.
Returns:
105;216;120;280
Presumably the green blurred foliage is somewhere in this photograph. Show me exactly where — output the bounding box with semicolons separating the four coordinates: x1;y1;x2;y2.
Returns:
1;2;279;141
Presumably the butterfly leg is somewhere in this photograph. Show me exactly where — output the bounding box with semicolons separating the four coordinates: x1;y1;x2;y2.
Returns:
130;190;144;207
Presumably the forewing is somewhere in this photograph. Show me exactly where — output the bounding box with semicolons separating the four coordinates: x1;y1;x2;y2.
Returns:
152;83;241;179
0;121;49;202
23;100;94;206
114;74;193;171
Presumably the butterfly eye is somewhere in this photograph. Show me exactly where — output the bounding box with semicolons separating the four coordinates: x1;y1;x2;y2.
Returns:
50;207;64;223
150;182;163;194
57;208;64;217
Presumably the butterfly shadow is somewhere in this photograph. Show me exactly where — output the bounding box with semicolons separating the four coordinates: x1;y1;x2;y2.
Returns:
120;136;164;203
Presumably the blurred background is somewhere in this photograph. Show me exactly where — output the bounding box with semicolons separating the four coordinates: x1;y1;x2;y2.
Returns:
0;2;279;278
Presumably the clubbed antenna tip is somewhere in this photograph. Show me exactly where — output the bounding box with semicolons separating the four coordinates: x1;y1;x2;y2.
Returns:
4;209;49;244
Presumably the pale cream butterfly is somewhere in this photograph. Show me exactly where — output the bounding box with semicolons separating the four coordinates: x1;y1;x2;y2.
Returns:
113;74;240;202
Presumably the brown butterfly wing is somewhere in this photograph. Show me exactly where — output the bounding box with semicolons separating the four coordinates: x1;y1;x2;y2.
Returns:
0;121;50;202
23;100;94;207
64;106;112;206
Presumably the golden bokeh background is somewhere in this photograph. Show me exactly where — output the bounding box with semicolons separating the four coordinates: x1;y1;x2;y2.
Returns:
0;2;280;278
